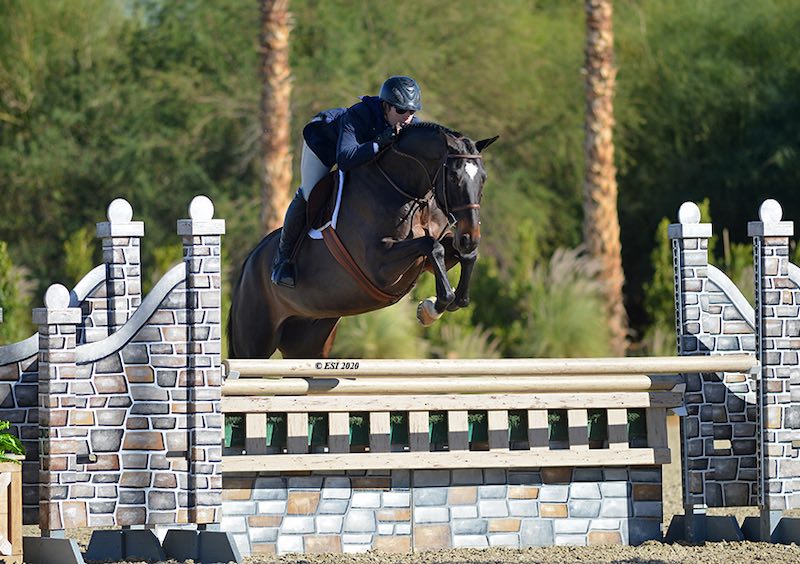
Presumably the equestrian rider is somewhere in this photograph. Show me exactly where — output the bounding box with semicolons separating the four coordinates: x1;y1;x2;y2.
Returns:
271;75;422;288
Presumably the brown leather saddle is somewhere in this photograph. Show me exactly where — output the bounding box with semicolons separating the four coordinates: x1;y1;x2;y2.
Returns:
286;171;338;263
306;171;339;230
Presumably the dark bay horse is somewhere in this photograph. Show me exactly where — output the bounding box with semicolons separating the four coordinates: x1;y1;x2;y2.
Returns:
228;122;498;359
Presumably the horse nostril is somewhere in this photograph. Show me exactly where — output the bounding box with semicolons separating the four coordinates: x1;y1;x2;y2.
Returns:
459;234;471;249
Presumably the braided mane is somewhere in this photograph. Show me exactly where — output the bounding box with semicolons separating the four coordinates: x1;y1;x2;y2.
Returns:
401;121;464;138
399;121;475;153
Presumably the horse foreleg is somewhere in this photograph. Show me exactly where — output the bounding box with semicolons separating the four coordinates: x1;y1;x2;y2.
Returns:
378;237;454;326
447;251;477;312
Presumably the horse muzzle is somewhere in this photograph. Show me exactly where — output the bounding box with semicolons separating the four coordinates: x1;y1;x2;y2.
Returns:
455;230;480;256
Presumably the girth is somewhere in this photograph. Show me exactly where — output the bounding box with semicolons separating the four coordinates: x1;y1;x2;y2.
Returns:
320;227;403;303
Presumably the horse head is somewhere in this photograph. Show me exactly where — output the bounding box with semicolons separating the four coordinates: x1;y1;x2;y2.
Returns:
392;123;498;257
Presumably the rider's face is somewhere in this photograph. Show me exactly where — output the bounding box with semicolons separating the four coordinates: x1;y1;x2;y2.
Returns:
385;104;415;128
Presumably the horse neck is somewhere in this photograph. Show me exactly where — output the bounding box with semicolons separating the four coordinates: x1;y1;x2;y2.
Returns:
379;138;446;202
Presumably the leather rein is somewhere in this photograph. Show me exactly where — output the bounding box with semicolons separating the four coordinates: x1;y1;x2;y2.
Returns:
376;144;483;226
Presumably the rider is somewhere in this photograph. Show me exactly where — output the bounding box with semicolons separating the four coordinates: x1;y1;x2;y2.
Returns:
271;75;422;288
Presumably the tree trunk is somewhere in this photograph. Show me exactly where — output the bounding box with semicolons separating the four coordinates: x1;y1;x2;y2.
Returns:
259;0;293;234
583;0;628;355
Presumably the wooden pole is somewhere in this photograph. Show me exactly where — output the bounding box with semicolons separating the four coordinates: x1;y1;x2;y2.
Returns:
222;374;684;397
224;354;756;379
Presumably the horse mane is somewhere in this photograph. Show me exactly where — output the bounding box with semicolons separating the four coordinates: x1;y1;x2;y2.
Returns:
399;121;476;153
401;121;464;139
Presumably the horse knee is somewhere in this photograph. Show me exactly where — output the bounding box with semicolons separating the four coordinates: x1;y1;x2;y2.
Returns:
431;241;446;262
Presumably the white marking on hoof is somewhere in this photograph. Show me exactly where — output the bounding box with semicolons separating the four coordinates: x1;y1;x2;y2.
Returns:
417;298;442;327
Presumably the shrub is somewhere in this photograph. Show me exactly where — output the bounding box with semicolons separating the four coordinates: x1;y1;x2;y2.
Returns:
331;296;428;358
0;420;25;463
511;247;612;358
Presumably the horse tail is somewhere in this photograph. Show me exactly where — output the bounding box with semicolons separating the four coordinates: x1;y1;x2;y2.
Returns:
226;265;245;359
226;238;260;359
226;231;281;359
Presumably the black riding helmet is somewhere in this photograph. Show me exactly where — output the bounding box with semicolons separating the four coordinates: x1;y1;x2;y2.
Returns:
379;76;422;112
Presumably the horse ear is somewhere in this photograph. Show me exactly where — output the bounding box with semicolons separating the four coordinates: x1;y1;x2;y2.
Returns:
475;135;499;152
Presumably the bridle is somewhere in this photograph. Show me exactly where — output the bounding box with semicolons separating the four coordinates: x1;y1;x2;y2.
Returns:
375;141;483;224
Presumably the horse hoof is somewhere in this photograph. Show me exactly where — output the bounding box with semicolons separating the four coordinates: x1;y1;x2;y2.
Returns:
417;298;442;327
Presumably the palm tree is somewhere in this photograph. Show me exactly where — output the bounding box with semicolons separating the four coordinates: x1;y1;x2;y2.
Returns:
259;0;293;234
583;0;628;355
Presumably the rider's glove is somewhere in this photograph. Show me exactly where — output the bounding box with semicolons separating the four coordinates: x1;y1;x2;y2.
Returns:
374;127;397;149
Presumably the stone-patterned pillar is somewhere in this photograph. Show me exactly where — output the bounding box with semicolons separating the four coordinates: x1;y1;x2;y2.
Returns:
748;199;800;539
33;284;83;535
96;198;144;334
668;202;714;540
177;196;225;527
669;202;759;543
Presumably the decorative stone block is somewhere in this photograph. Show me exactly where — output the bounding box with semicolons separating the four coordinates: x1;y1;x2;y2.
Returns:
414;488;447;506
350;491;380;508
488;518;520;532
540;485;570;502
453;535;488;548
509;486;539;499
280;516;314;534
540;504;568;518
415;470;450;487
413;524;451;550
520;520;554;546
569;500;601;518
315;515;343;534
488;533;519;547
508;500;538;517
414;507;449;524
286;492;320;514
381;491;410;507
343;510;376;533
452;519;487;535
373;535;411;553
304;535;342;553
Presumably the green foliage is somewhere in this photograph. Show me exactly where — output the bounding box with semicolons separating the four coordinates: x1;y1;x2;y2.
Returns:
63;226;97;287
641;217;674;355
330;297;428;359
2;0;799;355
428;412;445;425
640;199;714;355
616;0;800;327
0;241;33;343
508;411;525;430
428;324;501;360
0;420;25;463
0;0;262;296
467;412;486;424
145;242;184;294
719;232;755;306
510;248;612;358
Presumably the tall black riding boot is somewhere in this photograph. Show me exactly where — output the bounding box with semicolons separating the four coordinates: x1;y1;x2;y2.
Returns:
271;191;308;288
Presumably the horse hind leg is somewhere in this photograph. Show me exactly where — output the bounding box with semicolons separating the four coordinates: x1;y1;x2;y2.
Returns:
279;317;341;359
228;309;280;359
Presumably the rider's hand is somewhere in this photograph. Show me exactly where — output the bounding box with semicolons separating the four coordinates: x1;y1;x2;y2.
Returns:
374;127;397;149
